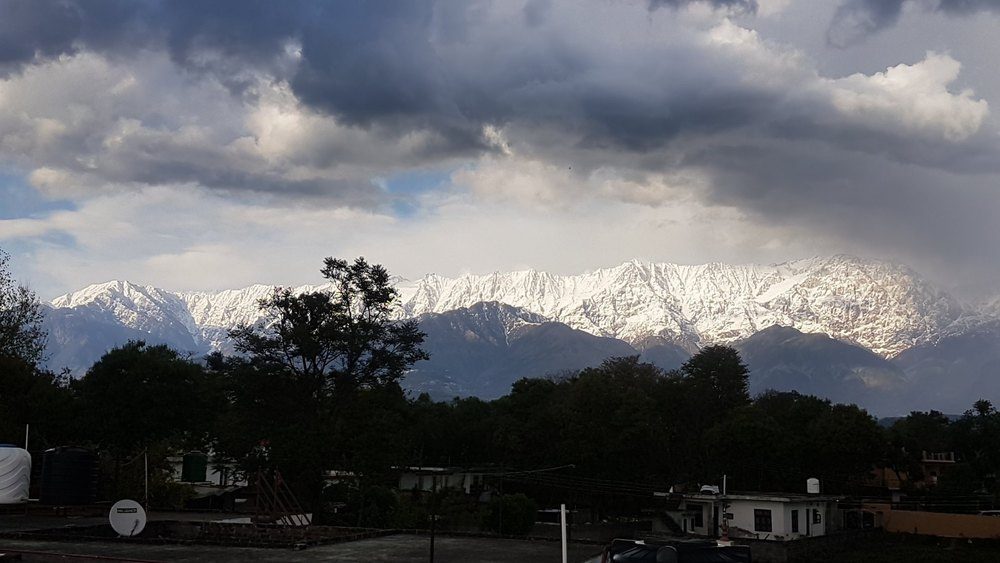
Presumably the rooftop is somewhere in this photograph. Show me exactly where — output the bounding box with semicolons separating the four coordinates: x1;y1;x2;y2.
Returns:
658;491;843;503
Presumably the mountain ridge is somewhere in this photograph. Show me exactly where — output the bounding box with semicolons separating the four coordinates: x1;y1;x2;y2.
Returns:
50;254;980;361
37;256;1000;415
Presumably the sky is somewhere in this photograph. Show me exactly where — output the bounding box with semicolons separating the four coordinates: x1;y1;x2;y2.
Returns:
0;0;999;299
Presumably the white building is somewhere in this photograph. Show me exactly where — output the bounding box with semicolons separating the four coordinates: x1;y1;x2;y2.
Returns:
397;466;490;496
663;491;841;542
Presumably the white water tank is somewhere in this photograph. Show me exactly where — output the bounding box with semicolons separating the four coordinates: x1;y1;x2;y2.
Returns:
0;445;31;504
806;478;820;495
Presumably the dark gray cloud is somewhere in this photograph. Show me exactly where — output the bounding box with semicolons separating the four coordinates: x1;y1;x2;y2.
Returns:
686;137;1000;280
2;0;999;284
648;0;757;10
829;0;1000;46
0;0;769;153
0;0;150;73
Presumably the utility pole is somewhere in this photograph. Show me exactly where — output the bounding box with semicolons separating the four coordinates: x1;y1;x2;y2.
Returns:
429;475;437;563
498;463;504;535
429;512;436;563
720;474;730;544
560;503;568;563
144;450;149;510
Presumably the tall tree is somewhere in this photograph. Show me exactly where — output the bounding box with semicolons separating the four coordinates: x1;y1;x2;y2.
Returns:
222;257;427;507
0;355;75;448
74;341;217;457
0;249;46;366
680;345;750;413
230;257;428;399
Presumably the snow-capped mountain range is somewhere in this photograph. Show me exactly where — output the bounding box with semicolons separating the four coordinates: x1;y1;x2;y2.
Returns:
49;255;978;359
41;254;1000;414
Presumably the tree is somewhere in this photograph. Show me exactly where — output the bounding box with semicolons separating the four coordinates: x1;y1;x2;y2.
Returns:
74;341;218;457
230;257;428;399
951;400;1000;493
0;249;46;366
0;355;76;448
221;257;428;508
674;345;751;477
680;345;750;413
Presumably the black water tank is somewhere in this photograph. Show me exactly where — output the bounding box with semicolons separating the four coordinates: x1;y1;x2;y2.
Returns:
40;447;99;505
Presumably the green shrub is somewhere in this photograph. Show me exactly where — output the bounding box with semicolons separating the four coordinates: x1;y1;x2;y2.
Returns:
481;494;537;536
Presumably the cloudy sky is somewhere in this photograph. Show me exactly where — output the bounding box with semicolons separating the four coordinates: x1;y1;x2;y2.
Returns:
1;0;999;299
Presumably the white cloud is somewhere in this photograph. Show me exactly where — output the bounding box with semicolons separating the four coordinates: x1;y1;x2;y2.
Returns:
1;1;998;297
1;183;839;298
0;52;464;205
706;22;989;141
827;52;989;141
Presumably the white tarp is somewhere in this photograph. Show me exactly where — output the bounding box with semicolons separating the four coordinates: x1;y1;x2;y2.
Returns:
0;446;31;504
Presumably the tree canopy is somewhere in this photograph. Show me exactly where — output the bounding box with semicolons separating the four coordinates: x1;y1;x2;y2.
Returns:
73;341;218;457
218;257;429;505
230;257;428;397
0;249;46;366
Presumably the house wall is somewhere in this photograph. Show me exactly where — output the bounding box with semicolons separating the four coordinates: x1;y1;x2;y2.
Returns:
168;458;243;486
866;502;1000;539
680;502;713;536
398;472;478;494
782;501;829;539
728;500;787;540
399;473;422;491
724;500;833;540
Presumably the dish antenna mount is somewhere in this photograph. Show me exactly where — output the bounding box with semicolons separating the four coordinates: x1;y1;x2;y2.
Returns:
109;499;147;537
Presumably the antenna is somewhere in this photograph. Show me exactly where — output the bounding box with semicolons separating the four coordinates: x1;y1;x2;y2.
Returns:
109;499;147;537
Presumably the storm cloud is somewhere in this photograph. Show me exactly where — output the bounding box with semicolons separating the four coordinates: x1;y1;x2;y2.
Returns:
829;0;1000;47
0;0;999;295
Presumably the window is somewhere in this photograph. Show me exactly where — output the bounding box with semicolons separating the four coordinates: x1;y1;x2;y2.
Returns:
791;509;799;533
813;510;822;524
754;509;772;532
694;507;704;528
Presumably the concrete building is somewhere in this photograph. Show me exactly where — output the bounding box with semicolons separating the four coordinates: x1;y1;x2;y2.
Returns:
660;491;841;542
919;451;956;486
397;466;491;496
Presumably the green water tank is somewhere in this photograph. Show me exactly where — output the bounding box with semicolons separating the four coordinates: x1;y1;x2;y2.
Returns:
181;451;208;483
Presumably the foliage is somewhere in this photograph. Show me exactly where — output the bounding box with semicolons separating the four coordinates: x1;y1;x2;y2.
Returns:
219;257;428;506
354;485;402;528
0;249;46;366
950;399;1000;494
229;256;428;397
481;493;538;536
74;341;219;457
0;355;76;447
703;391;885;493
680;344;750;414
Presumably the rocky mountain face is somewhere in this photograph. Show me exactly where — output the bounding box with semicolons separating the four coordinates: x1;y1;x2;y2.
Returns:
407;302;637;399
40;256;1000;415
734;325;908;414
892;320;1000;414
398;255;965;358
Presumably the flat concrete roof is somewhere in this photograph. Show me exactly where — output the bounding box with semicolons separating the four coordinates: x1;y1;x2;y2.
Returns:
0;533;602;562
679;493;843;503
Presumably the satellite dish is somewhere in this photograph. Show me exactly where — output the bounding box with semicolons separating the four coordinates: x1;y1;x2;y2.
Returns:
109;499;147;537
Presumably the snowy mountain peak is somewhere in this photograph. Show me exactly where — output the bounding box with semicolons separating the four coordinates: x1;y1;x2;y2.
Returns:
398;255;966;357
47;256;978;361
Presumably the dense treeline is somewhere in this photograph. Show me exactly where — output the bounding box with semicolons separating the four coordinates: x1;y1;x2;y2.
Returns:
3;253;1000;523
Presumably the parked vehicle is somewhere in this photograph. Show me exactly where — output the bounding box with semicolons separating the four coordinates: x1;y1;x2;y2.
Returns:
598;538;751;563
